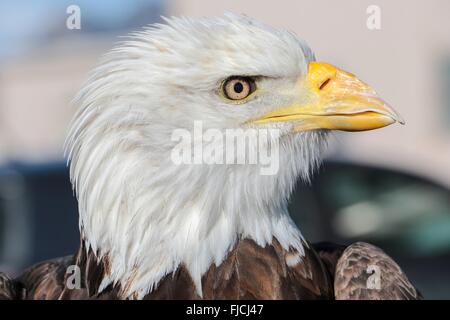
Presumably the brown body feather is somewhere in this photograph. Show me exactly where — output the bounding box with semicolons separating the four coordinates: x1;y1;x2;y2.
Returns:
333;242;422;300
0;240;421;300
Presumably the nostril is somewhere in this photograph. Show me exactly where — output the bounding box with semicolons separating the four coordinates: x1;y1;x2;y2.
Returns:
319;78;331;90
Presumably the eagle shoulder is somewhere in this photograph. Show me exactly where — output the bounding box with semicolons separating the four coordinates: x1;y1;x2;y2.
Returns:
334;242;422;300
17;256;74;300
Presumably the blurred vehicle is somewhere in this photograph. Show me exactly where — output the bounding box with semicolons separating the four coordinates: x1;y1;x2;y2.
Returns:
290;161;450;299
0;160;449;298
0;162;79;274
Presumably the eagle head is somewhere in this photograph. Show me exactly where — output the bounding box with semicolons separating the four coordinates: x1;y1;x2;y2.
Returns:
65;14;403;299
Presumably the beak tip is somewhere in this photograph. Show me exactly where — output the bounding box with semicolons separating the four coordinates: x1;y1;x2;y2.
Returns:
395;115;406;125
384;103;405;125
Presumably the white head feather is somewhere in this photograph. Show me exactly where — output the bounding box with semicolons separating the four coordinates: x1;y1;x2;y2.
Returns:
65;14;328;299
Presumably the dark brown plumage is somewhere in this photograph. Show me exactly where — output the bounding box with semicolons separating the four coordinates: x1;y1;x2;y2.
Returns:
0;272;24;300
0;239;421;300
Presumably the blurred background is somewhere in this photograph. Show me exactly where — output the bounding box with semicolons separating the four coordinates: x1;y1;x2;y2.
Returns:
0;0;449;298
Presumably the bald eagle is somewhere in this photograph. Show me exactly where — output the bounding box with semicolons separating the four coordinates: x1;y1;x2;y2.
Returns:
0;14;420;300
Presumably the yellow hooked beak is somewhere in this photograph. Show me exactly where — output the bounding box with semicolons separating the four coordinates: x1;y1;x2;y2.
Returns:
252;62;404;131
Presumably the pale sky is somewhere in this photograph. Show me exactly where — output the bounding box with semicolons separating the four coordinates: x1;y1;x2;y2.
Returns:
0;0;164;60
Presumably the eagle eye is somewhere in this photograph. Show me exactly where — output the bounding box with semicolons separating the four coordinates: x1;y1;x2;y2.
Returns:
222;76;256;100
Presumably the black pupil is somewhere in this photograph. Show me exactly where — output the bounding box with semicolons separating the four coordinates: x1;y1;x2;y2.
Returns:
234;82;244;93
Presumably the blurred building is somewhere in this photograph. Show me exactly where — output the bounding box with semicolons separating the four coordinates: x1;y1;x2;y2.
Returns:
0;0;165;163
0;38;111;163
